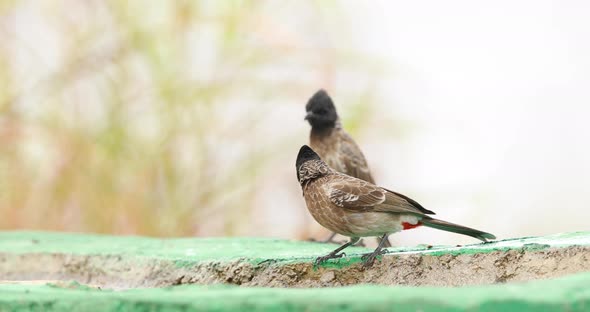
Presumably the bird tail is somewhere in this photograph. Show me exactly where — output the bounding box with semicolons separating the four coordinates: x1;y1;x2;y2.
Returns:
421;217;496;242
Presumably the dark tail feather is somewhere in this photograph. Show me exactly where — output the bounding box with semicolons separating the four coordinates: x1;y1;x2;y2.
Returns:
421;217;496;242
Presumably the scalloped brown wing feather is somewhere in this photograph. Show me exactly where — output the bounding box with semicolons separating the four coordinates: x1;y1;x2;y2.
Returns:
326;173;428;216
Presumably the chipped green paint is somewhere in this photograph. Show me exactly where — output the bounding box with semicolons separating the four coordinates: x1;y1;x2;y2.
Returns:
0;231;371;267
0;231;588;267
1;272;589;312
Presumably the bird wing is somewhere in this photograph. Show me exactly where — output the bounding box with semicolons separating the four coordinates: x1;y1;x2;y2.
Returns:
338;132;375;183
382;188;436;215
326;174;427;215
326;177;385;210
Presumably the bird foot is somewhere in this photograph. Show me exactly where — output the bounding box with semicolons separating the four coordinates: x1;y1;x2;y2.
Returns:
360;249;388;268
315;252;346;266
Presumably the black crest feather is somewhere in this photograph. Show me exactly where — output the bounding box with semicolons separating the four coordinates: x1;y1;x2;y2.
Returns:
296;145;321;169
306;89;334;112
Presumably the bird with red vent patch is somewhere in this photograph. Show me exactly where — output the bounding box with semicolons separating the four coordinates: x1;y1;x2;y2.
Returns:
295;145;496;268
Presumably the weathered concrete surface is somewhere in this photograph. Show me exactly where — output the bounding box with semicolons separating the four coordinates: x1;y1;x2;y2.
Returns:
0;231;589;289
1;272;590;312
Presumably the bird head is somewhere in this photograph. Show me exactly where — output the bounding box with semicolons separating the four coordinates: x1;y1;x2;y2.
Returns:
296;145;330;185
305;89;339;129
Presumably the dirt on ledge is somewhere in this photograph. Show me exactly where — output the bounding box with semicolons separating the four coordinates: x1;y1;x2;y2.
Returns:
1;246;589;289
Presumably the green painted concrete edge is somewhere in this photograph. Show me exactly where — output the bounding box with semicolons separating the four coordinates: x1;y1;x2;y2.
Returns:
0;231;588;268
1;272;589;311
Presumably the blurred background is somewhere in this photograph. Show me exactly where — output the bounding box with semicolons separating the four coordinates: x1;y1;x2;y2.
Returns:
0;1;588;246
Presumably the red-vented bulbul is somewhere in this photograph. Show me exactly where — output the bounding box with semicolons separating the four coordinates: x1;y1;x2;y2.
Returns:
305;89;391;247
296;145;496;268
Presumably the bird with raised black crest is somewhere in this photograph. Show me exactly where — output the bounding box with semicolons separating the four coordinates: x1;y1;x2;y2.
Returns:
295;145;496;268
305;89;391;247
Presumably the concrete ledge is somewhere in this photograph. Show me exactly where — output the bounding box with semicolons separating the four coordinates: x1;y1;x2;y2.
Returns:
1;272;589;312
0;231;589;289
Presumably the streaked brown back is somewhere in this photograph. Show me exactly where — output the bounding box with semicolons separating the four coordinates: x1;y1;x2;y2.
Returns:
310;126;374;184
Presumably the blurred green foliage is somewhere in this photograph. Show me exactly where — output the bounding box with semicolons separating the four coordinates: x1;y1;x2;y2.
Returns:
0;1;386;237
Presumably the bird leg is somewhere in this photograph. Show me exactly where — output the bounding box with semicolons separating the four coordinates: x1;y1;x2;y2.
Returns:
315;237;360;265
361;234;390;268
378;236;392;248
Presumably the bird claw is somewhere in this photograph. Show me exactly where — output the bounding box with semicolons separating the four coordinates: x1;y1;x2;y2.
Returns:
360;249;388;268
315;252;345;265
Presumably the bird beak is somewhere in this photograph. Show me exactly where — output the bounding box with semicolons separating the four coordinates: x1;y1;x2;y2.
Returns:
304;112;313;121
